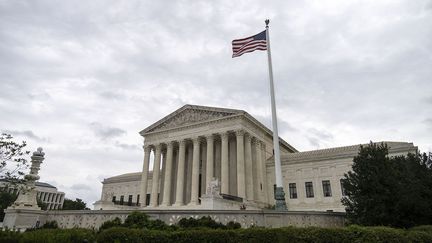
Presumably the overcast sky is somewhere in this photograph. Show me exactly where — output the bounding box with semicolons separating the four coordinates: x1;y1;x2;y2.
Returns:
1;0;431;206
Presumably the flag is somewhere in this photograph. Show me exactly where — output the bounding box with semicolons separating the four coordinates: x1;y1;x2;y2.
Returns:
232;30;267;58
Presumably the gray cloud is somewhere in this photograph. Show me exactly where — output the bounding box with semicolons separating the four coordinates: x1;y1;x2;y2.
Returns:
89;122;126;140
114;141;140;150
70;184;92;191
308;128;334;141
1;0;431;205
2;130;49;142
424;96;432;104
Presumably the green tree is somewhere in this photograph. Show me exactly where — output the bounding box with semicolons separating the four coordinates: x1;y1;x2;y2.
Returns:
0;133;30;183
61;198;90;210
0;191;17;221
341;142;432;228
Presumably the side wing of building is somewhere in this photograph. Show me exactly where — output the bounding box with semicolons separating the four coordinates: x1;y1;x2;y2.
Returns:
266;142;417;212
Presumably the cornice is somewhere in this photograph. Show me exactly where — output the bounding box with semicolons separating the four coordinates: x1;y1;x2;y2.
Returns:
265;142;417;167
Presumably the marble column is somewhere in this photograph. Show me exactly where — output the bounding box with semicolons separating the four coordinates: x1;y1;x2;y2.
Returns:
261;142;269;203
205;134;214;192
236;130;246;199
189;137;200;205
174;140;186;206
150;144;162;207
255;140;264;202
159;150;166;204
245;134;254;201
161;141;174;206
140;145;151;207
220;132;229;194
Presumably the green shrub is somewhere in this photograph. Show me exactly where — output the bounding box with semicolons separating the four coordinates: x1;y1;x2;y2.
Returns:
40;220;59;229
226;221;241;229
410;225;432;234
119;211;169;230
123;211;152;228
0;230;20;243
97;227;170;243
177;216;226;229
99;217;122;231
170;229;239;243
20;228;95;243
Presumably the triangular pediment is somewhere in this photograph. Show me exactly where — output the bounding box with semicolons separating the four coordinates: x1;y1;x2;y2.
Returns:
141;105;243;134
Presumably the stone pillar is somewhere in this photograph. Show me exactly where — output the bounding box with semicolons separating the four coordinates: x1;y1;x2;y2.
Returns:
220;132;229;194
150;144;162;207
140;145;151;207
159;149;167;204
205;134;214;192
3;148;45;230
161;141;174;206
255;139;264;202
9;148;45;210
236;130;246;199
245;134;254;201
189;137;200;205
174;140;186;206
261;142;269;203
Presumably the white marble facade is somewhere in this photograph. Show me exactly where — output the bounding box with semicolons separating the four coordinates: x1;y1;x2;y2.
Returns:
95;104;417;212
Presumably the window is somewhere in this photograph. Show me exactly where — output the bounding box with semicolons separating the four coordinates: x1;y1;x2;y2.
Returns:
305;182;314;198
112;196;116;202
128;195;133;206
322;180;332;197
289;183;297;199
146;194;150;206
340;179;346;196
137;194;140;205
120;195;124;205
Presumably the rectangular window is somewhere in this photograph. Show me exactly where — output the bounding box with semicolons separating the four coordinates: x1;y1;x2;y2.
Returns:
322;180;332;197
305;182;314;198
120;195;124;205
112;196;116;203
137;194;140;205
289;183;297;199
146;194;150;206
128;195;133;206
340;179;346;196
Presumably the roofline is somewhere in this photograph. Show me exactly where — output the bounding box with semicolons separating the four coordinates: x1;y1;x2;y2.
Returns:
139;104;297;152
140;104;243;135
270;141;417;165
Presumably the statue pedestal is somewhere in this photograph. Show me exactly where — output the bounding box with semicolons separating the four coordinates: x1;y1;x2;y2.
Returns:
3;148;46;231
200;194;262;210
199;177;262;210
8;189;41;210
2;209;47;231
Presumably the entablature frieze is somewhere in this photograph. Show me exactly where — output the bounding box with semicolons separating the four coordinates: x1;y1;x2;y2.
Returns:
143;116;269;146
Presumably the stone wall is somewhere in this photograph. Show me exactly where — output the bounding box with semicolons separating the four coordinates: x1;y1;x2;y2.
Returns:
3;209;345;230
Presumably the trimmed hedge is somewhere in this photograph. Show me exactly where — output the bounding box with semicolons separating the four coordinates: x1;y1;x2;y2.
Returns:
2;225;432;242
0;228;95;243
96;226;432;243
0;230;20;243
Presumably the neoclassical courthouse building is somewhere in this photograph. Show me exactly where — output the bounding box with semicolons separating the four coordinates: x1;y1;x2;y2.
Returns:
94;104;417;212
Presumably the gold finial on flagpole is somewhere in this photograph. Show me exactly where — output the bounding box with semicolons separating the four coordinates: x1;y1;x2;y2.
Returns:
265;19;270;28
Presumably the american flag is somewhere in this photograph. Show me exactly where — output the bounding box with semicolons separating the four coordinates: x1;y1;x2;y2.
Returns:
232;30;267;58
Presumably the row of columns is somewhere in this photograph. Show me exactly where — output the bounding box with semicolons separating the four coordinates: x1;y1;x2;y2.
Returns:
36;191;65;209
140;130;268;207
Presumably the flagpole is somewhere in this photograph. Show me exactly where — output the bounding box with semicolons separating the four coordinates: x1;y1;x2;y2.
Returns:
265;19;287;211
